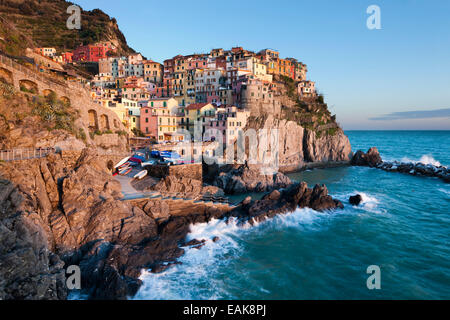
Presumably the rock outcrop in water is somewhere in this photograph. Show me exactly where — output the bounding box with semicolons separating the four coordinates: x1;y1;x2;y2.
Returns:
352;147;449;183
232;182;344;224
212;163;292;194
377;161;450;183
351;147;383;167
349;194;363;206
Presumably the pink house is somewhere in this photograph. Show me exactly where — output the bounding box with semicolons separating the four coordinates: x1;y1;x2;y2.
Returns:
140;107;158;138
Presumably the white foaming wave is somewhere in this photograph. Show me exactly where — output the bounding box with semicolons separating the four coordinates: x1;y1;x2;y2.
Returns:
335;191;384;214
268;207;329;230
133;218;244;300
438;188;450;197
133;208;334;300
399;154;443;167
358;192;380;209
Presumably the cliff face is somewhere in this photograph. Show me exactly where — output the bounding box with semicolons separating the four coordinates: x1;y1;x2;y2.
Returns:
0;178;67;300
0;148;233;299
0;0;135;56
243;77;352;171
0;59;129;153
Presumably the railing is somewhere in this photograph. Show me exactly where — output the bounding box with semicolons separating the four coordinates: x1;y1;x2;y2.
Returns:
0;148;58;161
0;147;132;162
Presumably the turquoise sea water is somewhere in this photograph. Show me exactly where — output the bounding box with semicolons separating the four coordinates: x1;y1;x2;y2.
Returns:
134;131;450;300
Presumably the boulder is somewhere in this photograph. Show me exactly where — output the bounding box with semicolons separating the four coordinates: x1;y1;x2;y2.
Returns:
349;194;363;206
351;147;382;167
213;164;292;194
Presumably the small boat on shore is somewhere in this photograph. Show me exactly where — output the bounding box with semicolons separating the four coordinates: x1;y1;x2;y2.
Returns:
133;170;148;180
118;164;131;174
120;167;132;176
114;156;131;169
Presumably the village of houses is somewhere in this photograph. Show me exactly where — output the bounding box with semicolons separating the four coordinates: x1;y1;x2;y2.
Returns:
29;43;318;168
35;43;316;144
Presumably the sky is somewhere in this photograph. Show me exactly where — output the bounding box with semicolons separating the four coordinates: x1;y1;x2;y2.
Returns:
73;0;450;130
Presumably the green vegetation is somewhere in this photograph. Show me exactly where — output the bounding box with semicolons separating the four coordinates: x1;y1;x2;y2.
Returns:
316;94;324;104
279;75;297;100
131;127;145;137
20;85;37;94
90;129;124;139
115;130;128;137
0;82;15;99
31;93;79;134
76;127;87;142
0;0;134;55
327;127;338;136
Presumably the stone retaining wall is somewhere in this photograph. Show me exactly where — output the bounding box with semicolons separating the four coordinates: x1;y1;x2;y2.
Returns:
146;163;203;181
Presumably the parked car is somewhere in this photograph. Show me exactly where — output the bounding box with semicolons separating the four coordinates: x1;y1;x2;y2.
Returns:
160;151;181;160
150;150;161;158
162;157;184;166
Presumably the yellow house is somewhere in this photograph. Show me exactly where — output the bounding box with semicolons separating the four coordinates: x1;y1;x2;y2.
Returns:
105;100;130;129
147;97;180;142
129;115;140;131
184;103;217;136
152;107;178;142
143;60;163;83
148;97;178;110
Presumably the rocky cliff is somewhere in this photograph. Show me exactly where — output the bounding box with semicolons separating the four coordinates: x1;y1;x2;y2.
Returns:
0;67;128;152
243;76;352;172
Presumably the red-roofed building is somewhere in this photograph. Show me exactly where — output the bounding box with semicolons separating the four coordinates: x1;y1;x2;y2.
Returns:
73;44;110;63
61;52;73;64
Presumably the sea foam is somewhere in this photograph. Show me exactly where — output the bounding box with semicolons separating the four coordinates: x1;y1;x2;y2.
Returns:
400;154;442;167
133;207;334;300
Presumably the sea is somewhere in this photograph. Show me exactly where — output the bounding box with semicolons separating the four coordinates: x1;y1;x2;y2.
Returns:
133;131;450;300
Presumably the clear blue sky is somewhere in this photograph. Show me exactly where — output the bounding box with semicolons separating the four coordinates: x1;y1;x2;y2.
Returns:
74;0;450;130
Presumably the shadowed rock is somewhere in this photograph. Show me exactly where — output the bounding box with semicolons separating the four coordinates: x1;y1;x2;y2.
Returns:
349;194;363;206
351;147;382;167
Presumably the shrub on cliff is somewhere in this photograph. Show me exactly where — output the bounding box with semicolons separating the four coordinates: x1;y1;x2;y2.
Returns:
0;82;15;99
31;95;78;134
131;127;145;137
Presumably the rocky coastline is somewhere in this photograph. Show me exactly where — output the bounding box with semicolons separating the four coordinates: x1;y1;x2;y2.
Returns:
351;147;449;183
0;147;346;300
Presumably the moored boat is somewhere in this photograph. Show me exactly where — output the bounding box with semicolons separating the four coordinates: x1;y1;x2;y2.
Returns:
114;156;131;169
133;170;148;180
